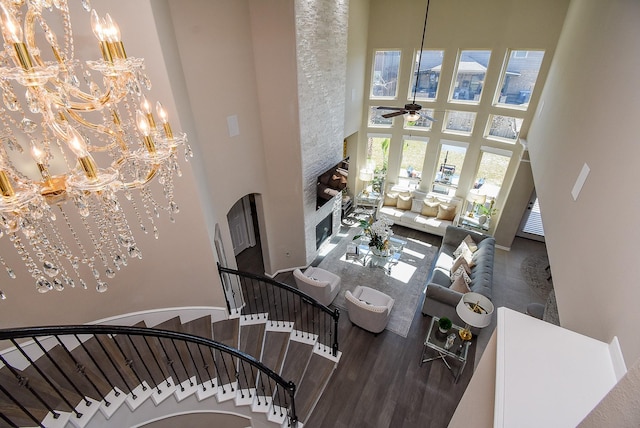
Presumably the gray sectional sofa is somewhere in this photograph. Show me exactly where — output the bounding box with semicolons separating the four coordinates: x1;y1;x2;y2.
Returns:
421;225;495;329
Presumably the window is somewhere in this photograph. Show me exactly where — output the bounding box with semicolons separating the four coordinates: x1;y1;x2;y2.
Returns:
408;50;444;102
472;148;512;200
369;106;393;127
495;49;545;109
450;50;491;103
485;114;523;143
403;109;434;131
432;141;468;195
366;135;391;192
371;50;401;98
443;110;476;135
398;137;428;189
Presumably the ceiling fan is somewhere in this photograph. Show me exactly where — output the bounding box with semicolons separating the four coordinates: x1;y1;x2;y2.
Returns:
378;0;436;122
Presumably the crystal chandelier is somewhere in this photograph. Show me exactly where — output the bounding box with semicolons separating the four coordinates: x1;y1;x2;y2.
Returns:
0;0;191;298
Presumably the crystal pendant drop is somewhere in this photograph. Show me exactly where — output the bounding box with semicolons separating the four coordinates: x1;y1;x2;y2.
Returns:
92;268;100;279
6;267;15;279
20;118;38;133
105;268;115;279
36;276;53;293
128;246;142;259
3;89;19;111
53;278;64;291
153;226;159;239
81;0;91;12
96;281;108;293
80;279;88;290
26;89;40;113
43;261;59;277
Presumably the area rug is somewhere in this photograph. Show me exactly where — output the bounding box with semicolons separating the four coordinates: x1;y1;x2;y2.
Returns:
317;227;438;337
520;253;554;298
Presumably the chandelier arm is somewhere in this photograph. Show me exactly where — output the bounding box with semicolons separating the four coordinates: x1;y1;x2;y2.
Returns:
64;109;127;152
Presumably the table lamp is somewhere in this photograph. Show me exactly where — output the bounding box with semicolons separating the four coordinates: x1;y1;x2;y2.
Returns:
456;292;495;341
359;168;374;195
466;191;486;218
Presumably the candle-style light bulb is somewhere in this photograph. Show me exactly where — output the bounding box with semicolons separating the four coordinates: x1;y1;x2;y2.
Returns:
140;95;156;129
136;110;156;153
0;2;33;70
0;153;15;198
0;2;23;43
30;142;51;180
67;125;98;179
90;9;106;41
156;101;173;139
91;9;112;63
104;13;127;59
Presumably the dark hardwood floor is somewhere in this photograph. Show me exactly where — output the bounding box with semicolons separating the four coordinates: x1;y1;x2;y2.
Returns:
235;223;545;428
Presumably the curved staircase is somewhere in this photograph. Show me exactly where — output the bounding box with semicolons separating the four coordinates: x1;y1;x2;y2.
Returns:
0;269;342;427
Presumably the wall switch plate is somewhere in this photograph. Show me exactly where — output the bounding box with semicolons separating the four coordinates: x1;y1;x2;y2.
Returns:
227;115;239;137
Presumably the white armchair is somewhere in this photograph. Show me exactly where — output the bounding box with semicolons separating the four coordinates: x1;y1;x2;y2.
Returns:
345;286;394;335
293;267;341;306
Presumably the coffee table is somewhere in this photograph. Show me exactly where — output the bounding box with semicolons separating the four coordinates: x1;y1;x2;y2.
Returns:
420;316;471;383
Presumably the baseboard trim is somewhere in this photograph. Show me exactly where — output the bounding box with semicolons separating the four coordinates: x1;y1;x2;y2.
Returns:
264;265;307;278
496;244;511;251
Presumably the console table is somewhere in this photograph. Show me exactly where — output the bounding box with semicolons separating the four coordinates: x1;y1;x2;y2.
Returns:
355;191;382;218
420;316;471;383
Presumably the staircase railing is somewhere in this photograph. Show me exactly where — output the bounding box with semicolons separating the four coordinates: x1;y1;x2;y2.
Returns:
218;265;340;357
0;325;298;427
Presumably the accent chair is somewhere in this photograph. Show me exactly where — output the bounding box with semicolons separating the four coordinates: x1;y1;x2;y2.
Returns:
293;267;341;306
345;285;394;335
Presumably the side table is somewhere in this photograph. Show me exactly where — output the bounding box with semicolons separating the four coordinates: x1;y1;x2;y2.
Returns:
420;316;471;383
355;192;382;218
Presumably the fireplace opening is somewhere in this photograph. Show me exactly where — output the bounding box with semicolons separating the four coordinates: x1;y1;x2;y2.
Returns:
316;213;333;250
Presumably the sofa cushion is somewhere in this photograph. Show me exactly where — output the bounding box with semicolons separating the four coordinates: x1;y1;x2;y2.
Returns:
437;204;457;221
397;195;412;210
421;200;440;217
384;193;398;206
463;234;478;252
379;207;405;220
451;265;472;285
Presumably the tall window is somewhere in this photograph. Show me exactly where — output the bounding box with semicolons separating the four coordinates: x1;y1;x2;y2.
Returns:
443;110;476;135
472;148;512;200
366;135;391;192
432;141;468;195
495;49;545;109
371;50;401;98
408;50;444;102
369;106;393;127
450;50;491;103
485;114;523;143
398;137;428;189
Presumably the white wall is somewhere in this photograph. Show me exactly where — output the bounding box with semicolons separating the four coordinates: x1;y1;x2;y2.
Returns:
527;0;640;364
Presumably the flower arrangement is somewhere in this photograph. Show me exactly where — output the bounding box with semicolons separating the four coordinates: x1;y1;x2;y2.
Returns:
353;217;394;253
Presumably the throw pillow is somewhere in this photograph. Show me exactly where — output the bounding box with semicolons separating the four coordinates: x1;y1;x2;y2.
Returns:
451;265;472;285
383;193;398;207
453;241;476;267
451;255;471;275
436;203;457;221
463;234;478;252
421;200;440;217
397;195;412;210
450;274;471;294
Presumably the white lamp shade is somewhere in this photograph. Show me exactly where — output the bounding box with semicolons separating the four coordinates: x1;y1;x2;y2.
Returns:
466;191;487;204
406;112;421;122
359;169;374;182
456;292;495;328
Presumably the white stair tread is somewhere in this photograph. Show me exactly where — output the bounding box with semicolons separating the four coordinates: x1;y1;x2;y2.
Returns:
196;378;218;401
126;381;154;410
151;377;177;405
174;376;199;401
99;387;128;419
69;397;101;428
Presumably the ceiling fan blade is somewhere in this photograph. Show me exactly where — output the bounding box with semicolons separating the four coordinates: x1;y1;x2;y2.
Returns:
422;114;437;122
377;106;404;111
382;110;407;118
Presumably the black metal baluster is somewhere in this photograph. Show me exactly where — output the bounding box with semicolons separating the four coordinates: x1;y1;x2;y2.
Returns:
217;349;235;392
144;337;171;388
184;341;202;388
93;335;135;398
208;347;223;392
54;336;109;406
112;335;145;394
125;335;161;394
169;338;192;388
8;338;79;417
0;354;59;420
196;344;214;389
73;334;118;403
0;383;45;428
32;337;90;410
288;380;298;427
333;308;340;356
